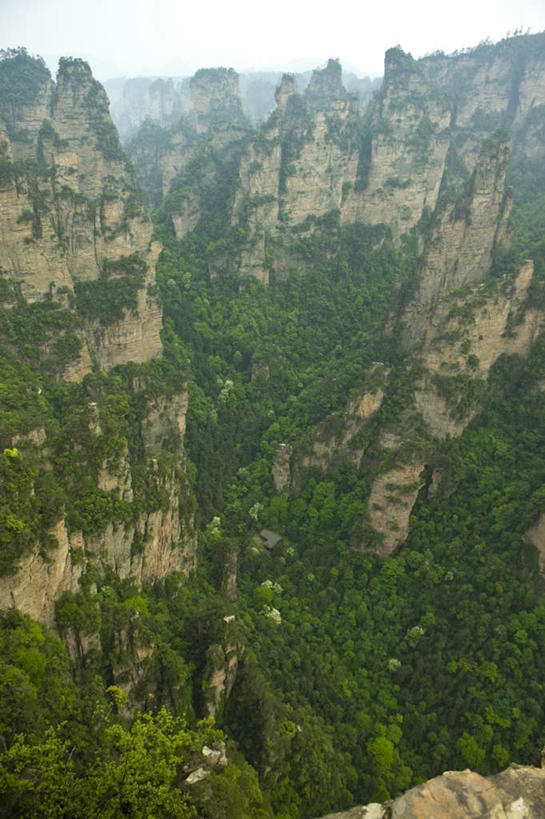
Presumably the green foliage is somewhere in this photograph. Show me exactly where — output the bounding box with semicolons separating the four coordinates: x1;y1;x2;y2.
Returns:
0;707;229;818
0;157;21;188
225;335;545;808
0;602;271;816
127;118;197;209
0;448;63;575
405;115;436;163
155;219;413;523
0;610;80;750
38;119;68;152
160;138;245;245
0;48;50;118
74;253;147;325
0;288;83;373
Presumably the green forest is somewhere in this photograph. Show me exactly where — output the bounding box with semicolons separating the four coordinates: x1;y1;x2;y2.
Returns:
2;36;545;817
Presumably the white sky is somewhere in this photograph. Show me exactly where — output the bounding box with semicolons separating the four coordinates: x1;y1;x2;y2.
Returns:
1;0;544;81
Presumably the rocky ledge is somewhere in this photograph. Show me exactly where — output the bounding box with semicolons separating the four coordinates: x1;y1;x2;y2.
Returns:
319;763;545;818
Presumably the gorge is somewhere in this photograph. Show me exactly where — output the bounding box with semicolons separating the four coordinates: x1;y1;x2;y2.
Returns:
1;31;545;817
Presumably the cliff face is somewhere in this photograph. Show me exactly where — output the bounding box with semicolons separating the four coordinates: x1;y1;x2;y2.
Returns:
276;45;545;555
145;37;545;286
0;54;162;374
190;68;248;134
126;67;251;215
0;385;196;629
0;53;197;631
106;76;192;142
342;37;545;236
229;60;362;281
400;134;511;348
107;69;380;142
350;225;540;556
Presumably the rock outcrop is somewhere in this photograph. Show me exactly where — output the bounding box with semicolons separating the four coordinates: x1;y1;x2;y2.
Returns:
319;763;545;818
107;69;380;142
0;54;199;658
228;60;362;281
107;76;192;142
343;35;545;236
190;68;248;134
362;209;541;553
168;36;545;284
0;54;162;375
400;134;512;348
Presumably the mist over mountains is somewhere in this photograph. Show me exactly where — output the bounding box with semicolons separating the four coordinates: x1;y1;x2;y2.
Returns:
104;68;381;140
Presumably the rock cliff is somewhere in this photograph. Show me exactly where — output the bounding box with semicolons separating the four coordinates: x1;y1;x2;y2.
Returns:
107;76;192;142
342;35;545;236
121;35;545;289
144;36;545;286
0;385;196;628
400;133;512;348
320;762;545;818
106;69;380;142
274;43;545;555
126;66;251;220
0;52;197;632
0;53;162;375
355;223;540;555
190;67;248;134
229;60;362;281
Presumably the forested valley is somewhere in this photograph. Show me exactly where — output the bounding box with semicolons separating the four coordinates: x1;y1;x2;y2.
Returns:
1;33;545;817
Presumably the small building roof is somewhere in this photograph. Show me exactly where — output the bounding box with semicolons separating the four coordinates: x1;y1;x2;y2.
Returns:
259;529;283;550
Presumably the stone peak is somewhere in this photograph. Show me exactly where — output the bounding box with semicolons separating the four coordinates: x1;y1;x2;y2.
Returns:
275;73;298;111
305;58;347;106
57;56;94;82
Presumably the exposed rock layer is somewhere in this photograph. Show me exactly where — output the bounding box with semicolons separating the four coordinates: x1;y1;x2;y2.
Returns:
0;57;162;374
319;763;545;818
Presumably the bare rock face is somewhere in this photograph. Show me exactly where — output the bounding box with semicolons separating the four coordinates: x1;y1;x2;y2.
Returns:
203;637;240;718
299;382;386;475
0;518;82;629
524;513;545;574
319;764;545;818
106;76;193;142
230;61;361;280
85;472;196;587
272;443;293;494
418;259;541;385
275;73;298;112
341;47;451;236
0;54;163;375
400;134;511;349
305;58;348;108
366;463;426;557
343;35;545;236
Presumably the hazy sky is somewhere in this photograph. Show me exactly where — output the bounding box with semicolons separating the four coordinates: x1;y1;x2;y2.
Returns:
1;0;545;81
